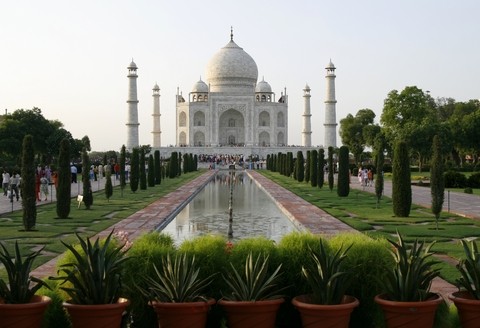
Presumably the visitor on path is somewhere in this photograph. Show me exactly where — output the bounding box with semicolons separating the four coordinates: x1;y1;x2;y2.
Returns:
35;172;41;201
9;172;20;202
2;170;10;196
71;164;77;183
40;174;49;201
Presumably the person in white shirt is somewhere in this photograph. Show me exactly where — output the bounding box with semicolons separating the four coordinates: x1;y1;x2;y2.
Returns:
2;170;10;196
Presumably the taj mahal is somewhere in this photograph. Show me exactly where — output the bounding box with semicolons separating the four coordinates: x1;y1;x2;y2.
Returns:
125;29;338;159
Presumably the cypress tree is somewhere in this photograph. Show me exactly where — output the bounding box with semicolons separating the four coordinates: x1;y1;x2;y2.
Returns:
374;138;385;208
296;151;305;182
21;135;36;230
130;147;139;192
310;149;318;187
189;153;194;172
120;145;126;193
305;151;311;183
177;152;182;177
328;147;334;191
392;140;412;217
154;150;161;184
183;153;189;174
287;152;293;177
82;147;93;209
169;152;177;178
193;154;198;171
148;154;155;187
266;154;271;170
105;170;113;201
337;146;350;197
56;138;71;219
293;158;297;180
139;148;147;190
318;148;325;188
431;135;445;229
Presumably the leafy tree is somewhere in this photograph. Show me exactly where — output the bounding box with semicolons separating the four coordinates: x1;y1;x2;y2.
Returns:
431;135;445;230
120;145;126;195
337;146;350;197
374;137;385;208
154;150;161;185
130;148;139;193
148;154;155;187
81;148;93;209
56;138;71;219
381;86;437;171
139;148;147;190
392;141;411;217
21;135;36;230
328;147;334;191
318;148;325;188
305;151;311;183
105;170;113;202
339;109;380;164
81;135;91;152
310;150;318;187
296;151;305;182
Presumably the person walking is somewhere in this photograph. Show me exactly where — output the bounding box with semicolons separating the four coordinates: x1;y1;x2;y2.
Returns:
71;163;77;183
40;174;49;201
9;171;20;202
2;170;10;196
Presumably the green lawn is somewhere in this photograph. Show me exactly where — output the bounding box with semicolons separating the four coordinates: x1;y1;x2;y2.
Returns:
259;170;480;284
0;171;204;279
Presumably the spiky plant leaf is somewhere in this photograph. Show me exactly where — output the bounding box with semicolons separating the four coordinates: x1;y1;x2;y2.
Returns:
456;238;480;300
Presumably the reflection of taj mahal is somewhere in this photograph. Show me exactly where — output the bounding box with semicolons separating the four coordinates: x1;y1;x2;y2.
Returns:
126;29;338;158
175;32;288;148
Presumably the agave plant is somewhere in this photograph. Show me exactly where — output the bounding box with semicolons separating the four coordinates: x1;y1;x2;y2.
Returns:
137;253;214;302
301;240;352;305
49;230;129;305
0;241;49;304
381;232;440;302
221;252;285;301
455;238;480;300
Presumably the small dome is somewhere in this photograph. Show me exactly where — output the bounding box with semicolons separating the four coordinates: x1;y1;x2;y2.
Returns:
153;83;160;91
326;60;335;69
304;83;310;91
255;78;272;93
192;78;209;93
128;60;137;69
206;39;258;93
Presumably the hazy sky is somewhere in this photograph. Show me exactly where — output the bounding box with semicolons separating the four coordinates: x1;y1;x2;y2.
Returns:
2;0;479;151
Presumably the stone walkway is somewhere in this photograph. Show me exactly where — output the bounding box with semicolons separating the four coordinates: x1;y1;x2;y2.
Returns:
28;170;467;301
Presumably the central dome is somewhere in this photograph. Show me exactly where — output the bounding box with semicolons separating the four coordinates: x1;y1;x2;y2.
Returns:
205;39;258;93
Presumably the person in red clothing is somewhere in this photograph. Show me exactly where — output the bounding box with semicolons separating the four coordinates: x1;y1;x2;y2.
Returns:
35;171;41;201
114;163;120;180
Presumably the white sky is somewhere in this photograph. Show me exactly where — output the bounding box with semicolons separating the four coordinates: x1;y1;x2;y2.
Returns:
1;0;479;151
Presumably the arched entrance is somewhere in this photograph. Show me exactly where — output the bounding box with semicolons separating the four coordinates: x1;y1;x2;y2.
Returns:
219;109;245;146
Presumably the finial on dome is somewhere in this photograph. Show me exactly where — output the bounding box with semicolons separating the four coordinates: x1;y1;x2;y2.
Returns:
230;26;233;41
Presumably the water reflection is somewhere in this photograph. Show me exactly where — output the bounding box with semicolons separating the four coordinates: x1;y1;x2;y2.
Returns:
160;171;298;245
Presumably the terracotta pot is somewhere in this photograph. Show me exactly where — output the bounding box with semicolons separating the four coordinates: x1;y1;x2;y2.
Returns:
292;294;359;328
0;295;51;328
374;293;442;328
449;291;480;328
150;298;215;328
218;298;284;328
63;298;130;328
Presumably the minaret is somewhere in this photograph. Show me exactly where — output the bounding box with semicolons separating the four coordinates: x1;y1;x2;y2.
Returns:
126;60;139;151
302;83;312;147
152;83;161;148
324;60;337;150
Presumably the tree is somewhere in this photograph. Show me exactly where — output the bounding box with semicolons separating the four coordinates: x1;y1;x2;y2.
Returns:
139;148;147;190
120;145;126;196
130;148;139;193
82;148;93;209
337;146;350;197
339;109;380;164
21;135;36;230
287;152;294;177
310;150;318;187
296;151;305;182
56;138;71;219
318;148;325;188
183;153;189;174
305;151;311;183
148;154;155;187
392;141;411;217
169;152;178;178
328;147;334;191
431;135;445;230
154;150;161;184
81;135;91;152
105;170;113;202
374;137;385;208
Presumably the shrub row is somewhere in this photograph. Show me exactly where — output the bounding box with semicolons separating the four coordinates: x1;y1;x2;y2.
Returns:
444;171;480;188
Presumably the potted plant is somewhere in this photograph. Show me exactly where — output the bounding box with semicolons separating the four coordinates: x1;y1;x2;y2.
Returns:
374;232;442;328
136;252;215;328
449;238;480;328
0;241;51;328
49;230;130;328
291;240;359;328
218;252;285;328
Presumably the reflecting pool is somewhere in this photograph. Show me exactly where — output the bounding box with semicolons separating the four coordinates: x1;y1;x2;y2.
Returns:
160;171;299;244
